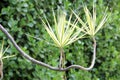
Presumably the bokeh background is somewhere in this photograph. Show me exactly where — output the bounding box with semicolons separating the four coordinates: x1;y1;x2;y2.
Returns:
0;0;120;80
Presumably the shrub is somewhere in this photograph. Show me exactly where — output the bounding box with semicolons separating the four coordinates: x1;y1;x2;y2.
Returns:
0;0;120;80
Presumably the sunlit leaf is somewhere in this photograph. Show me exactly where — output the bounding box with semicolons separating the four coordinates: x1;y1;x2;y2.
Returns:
73;4;109;37
0;40;16;60
42;11;85;48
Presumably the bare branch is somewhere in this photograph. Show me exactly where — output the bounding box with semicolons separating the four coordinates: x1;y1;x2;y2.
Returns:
0;24;96;71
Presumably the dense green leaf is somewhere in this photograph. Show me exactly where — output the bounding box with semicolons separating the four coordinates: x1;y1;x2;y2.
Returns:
0;0;120;80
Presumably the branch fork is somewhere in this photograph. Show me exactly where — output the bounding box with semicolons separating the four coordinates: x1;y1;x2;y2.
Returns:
0;24;96;71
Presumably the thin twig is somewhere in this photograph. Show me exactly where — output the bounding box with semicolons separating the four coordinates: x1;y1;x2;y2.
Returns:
0;24;96;71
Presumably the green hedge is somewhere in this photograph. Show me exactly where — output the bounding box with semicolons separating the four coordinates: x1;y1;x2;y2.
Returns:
0;0;120;80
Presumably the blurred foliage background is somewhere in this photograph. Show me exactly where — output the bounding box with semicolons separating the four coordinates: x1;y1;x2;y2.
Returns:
0;0;120;80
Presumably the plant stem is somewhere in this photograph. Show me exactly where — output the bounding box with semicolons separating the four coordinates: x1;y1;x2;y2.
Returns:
0;60;3;80
59;48;67;80
59;48;64;68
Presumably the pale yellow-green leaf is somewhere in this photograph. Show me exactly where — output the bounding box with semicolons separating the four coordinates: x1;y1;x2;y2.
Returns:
2;46;9;56
43;11;85;48
94;6;108;34
0;40;16;60
95;14;108;34
2;54;16;60
73;4;108;37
